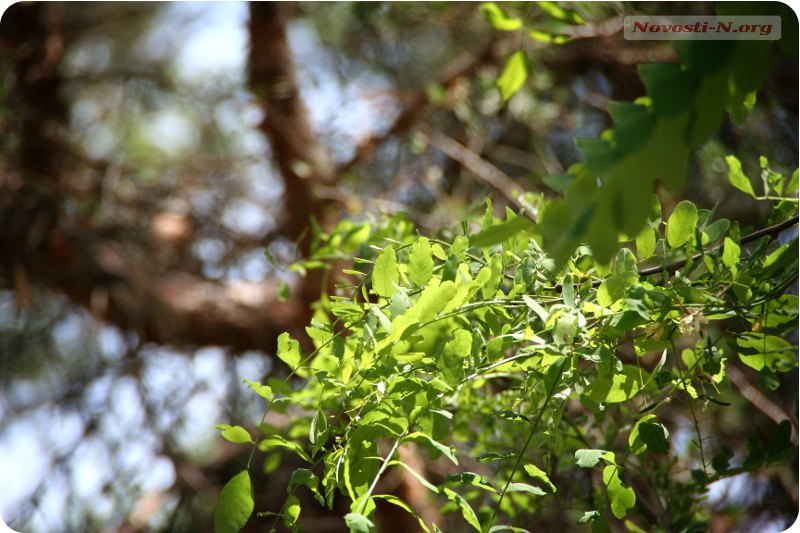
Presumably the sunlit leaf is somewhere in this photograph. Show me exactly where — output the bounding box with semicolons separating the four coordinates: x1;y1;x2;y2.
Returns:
277;332;302;370
725;155;756;197
603;465;635;519
373;245;399;298
470;216;534;248
215;471;253;533
443;488;482;531
575;449;615;468
538;1;584;24
497;51;528;100
480;2;523;31
666;200;698;248
523;463;557;492
408;237;434;286
344;512;374;533
214;425;253;444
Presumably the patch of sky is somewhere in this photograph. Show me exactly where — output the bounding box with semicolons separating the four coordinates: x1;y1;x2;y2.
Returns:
0;418;53;515
244;162;284;204
175;390;225;464
193;346;230;400
193;237;228;264
137;2;248;85
62;35;113;77
82;122;120;160
98;325;127;361
44;406;86;458
35;473;69;532
144;109;200;156
288;20;400;164
222;197;276;238
227;248;275;282
51;311;85;350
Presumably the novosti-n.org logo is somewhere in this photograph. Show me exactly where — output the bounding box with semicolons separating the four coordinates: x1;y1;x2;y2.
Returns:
625;16;781;40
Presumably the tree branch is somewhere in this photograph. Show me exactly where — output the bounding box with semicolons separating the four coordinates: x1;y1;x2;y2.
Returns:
419;125;536;222
554;215;799;291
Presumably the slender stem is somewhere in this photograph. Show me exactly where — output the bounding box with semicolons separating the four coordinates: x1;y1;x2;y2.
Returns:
356;436;404;514
552;214;799;292
488;357;567;531
670;339;707;472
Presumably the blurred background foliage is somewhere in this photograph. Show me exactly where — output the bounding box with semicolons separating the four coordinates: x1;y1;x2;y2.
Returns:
0;2;795;532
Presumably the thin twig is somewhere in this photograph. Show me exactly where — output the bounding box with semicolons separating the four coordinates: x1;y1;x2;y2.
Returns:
420;125;536;222
554;215;799;291
726;364;798;445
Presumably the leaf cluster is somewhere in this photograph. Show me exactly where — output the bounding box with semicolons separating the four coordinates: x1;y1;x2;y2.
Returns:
216;183;798;532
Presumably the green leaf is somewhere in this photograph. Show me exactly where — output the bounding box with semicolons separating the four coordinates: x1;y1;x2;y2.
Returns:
703;218;730;244
447;472;497;492
542;173;576;192
243;380;272;400
345;512;375;533
522;295;549;323
628;415;657;455
585;367;642;403
285;494;301;527
575;449;615;468
737;334;794;371
372;495;431;533
725;155;756;197
603;465;636;519
277;279;290;302
277;332;302;370
767;419;794;462
310;408;328;446
480;2;523;31
408;237;434;286
538;1;584;24
443;488;482;532
635;225;656;259
591;516;612;533
638;63;698;117
761;238;799;279
730;89;757;125
562;274;575;307
489;526;533;533
470;215;534;248
758;366;781;391
258;435;312;463
523;463;557;492
388;281;457;344
786;168;799;194
215;425;253;444
638;422;670;454
404;432;458;464
539;198;580;267
597;272;638;308
289;468;317;487
615;248;638;275
666;200;698;248
711;445;734;472
608;102;656;155
215;471;254;533
505;482;546;496
497;51;528;100
528;30;570;44
373;245;399;298
722;237;740;273
437;329;471;387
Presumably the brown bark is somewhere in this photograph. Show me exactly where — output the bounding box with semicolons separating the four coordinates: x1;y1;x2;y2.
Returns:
0;3;315;353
